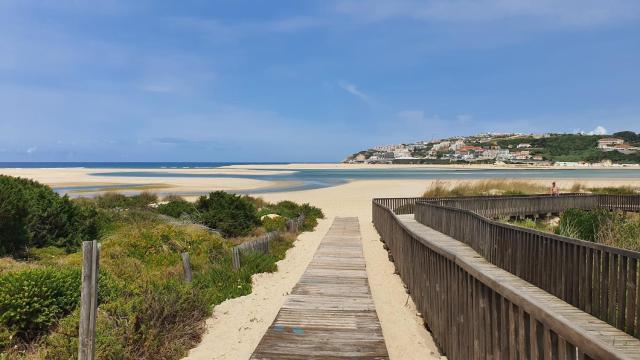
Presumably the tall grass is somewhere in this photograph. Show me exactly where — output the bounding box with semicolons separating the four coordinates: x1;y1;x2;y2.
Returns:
423;179;548;197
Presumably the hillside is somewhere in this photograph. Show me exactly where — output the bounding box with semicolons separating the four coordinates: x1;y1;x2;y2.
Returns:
345;131;640;165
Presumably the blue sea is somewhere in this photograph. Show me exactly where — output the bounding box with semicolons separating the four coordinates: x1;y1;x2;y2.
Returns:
2;162;640;196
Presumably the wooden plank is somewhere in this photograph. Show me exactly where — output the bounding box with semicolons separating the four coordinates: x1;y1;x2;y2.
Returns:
396;215;640;360
251;217;389;359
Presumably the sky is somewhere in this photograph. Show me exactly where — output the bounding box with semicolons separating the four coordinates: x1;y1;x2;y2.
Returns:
1;0;639;162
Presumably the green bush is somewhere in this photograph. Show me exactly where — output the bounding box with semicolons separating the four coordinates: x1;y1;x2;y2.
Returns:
0;176;100;257
157;199;197;219
557;209;613;241
93;192;158;209
0;175;98;256
256;201;324;232
0;267;81;336
262;216;286;232
195;191;260;237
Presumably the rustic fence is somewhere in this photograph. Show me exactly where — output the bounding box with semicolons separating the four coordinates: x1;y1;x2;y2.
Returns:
414;194;640;338
373;197;640;359
231;215;305;270
374;200;626;359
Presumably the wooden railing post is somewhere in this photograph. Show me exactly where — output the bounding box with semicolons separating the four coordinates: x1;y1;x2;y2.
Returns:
181;252;192;283
78;240;99;360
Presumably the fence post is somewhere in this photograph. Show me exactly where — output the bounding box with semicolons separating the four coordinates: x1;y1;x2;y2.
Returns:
181;252;192;283
232;247;240;271
78;240;99;360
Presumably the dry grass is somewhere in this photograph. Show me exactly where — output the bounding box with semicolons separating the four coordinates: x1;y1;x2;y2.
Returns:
423;179;548;198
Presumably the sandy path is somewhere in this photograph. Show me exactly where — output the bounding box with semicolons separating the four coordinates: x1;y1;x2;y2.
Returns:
185;180;444;360
184;218;332;360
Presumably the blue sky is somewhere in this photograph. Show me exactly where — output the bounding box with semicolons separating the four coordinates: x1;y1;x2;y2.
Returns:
1;0;639;162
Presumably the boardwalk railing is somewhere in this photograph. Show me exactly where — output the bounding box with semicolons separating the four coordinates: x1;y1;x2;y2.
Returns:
231;215;305;270
414;194;640;338
372;196;640;359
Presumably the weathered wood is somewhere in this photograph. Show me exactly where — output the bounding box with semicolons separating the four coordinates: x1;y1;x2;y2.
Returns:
231;231;278;270
78;240;99;360
412;194;640;337
372;197;640;360
181;252;192;283
251;217;388;359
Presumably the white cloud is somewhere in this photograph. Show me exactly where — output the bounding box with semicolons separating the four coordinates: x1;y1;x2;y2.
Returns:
588;126;608;135
334;0;640;27
338;81;370;103
26;146;37;154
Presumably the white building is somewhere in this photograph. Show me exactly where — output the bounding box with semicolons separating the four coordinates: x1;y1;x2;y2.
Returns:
449;139;465;151
597;138;624;149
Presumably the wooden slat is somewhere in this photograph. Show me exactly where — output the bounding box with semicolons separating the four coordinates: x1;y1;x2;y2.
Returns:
251;217;389;359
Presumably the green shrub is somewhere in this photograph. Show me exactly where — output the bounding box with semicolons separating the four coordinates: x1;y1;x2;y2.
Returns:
0;267;81;336
0;327;13;351
256;201;323;232
262;216;286;232
589;186;638;195
557;209;613;241
95;192;130;209
195;191;260;237
92;192;158;209
0;175;99;257
157;199;197;219
126;280;209;359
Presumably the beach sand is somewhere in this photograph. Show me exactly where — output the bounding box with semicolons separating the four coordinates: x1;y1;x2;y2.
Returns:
3;166;640;359
0;168;278;195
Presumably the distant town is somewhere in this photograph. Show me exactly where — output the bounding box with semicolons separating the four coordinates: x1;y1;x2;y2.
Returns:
344;131;640;166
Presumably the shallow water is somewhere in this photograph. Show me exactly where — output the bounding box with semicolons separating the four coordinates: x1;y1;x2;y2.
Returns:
80;167;640;194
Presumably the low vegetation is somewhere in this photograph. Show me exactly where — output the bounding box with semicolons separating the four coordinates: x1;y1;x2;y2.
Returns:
504;207;640;252
556;209;640;252
0;176;323;359
424;179;639;198
423;179;548;197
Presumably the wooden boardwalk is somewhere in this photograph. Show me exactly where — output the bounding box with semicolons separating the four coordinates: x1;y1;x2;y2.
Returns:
397;214;640;359
251;217;389;359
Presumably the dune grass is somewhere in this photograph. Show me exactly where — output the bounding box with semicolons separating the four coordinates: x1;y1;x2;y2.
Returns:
423;179;548;197
424;179;639;198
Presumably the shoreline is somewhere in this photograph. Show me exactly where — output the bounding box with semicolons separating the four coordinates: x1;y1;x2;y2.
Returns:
2;166;639;199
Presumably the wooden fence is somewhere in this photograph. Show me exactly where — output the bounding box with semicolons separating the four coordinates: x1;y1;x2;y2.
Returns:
232;215;305;270
414;194;640;338
373;197;640;359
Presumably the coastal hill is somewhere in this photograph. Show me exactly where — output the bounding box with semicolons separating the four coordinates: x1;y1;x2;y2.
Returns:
344;131;640;166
